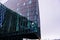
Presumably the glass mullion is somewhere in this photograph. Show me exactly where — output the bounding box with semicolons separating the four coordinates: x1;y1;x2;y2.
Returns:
16;15;19;31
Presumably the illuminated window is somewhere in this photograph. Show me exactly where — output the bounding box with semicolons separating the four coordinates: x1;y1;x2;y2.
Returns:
29;0;32;4
20;12;22;15
23;3;26;6
17;8;19;11
32;22;34;25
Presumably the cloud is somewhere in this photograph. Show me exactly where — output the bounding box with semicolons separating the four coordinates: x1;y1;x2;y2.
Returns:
0;0;8;4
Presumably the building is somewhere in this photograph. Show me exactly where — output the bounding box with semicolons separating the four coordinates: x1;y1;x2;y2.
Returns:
16;0;40;39
4;0;40;26
0;3;40;40
4;0;40;36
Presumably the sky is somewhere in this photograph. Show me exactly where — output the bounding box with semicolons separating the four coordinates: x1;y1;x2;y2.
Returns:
39;0;60;39
0;0;8;4
0;0;60;39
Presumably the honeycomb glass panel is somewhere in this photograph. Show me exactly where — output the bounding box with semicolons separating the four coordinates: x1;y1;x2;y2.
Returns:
0;0;40;39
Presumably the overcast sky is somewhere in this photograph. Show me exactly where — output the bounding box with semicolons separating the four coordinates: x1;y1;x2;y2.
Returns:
0;0;60;39
39;0;60;39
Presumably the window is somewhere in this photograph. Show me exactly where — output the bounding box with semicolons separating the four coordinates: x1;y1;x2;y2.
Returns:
20;12;22;15
28;0;32;4
23;2;26;6
16;8;19;11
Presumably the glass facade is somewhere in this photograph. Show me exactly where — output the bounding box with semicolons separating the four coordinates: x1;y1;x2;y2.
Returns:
0;0;40;39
